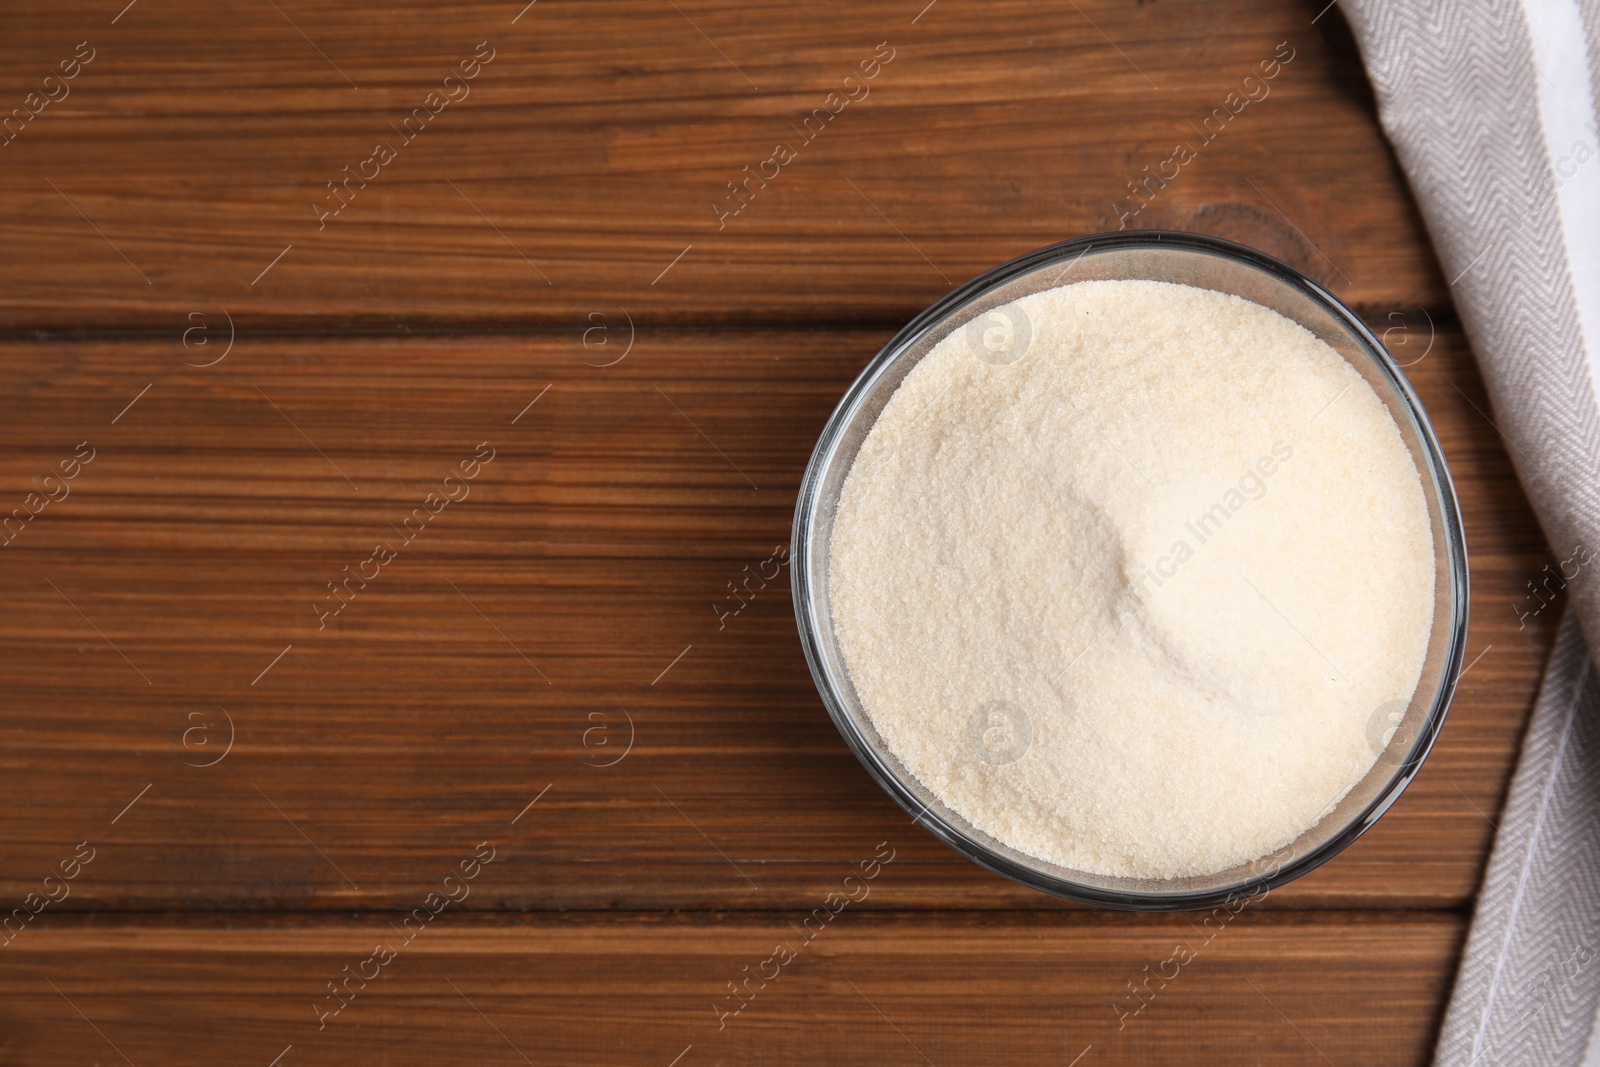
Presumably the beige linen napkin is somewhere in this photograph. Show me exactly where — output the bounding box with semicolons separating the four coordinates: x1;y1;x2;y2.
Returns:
1339;1;1600;1063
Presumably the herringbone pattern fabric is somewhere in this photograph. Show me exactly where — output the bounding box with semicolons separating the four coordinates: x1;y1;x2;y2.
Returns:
1339;1;1600;1063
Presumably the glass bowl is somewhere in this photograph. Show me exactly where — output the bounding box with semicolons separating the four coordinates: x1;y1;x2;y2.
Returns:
790;231;1469;910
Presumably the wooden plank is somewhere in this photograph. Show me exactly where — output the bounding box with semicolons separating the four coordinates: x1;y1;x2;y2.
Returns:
0;1;1516;1061
0;0;1441;330
0;327;1556;911
0;912;1463;1066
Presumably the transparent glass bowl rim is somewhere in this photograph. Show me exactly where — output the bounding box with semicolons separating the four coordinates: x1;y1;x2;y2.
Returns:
789;230;1470;910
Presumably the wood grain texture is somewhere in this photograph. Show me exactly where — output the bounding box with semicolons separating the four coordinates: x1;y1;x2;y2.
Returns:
0;0;1439;330
0;912;1463;1066
0;1;1557;1064
0;329;1558;913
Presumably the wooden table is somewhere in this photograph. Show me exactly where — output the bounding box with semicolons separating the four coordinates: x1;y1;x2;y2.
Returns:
0;1;1558;1064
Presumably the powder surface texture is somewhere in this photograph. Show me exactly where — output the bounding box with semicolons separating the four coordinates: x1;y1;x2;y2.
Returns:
828;279;1436;879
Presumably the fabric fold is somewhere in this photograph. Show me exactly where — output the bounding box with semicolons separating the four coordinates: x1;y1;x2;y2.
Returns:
1337;1;1600;1063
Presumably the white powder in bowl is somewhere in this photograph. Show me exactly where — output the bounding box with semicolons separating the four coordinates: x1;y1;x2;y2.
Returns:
828;279;1435;880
